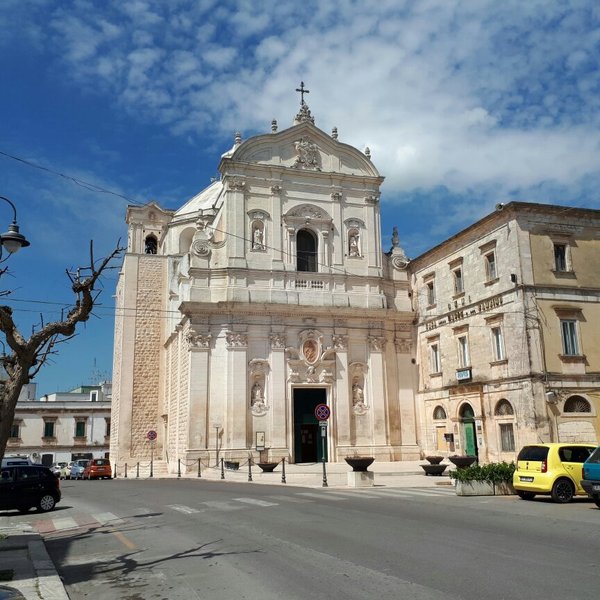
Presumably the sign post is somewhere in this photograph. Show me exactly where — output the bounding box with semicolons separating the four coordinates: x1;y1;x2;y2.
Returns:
147;430;157;478
314;404;330;487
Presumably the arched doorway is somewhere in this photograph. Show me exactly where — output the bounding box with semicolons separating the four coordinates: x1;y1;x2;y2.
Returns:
459;403;478;457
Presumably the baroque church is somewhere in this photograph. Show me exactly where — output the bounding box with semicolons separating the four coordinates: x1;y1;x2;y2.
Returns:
110;90;421;469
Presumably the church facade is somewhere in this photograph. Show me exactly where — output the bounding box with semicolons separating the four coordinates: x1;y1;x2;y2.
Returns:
110;100;420;469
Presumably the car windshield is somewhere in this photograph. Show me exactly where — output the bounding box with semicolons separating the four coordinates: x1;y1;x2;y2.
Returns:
94;460;109;466
517;446;549;461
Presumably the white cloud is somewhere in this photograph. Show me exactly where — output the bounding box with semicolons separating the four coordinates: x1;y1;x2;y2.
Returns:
18;0;600;220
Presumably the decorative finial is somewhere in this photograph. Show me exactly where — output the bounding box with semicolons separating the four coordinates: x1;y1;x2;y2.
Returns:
235;131;242;145
364;147;371;159
271;119;278;133
392;226;399;248
331;127;338;140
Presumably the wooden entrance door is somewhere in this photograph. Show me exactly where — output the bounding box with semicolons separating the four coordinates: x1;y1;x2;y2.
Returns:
293;388;327;463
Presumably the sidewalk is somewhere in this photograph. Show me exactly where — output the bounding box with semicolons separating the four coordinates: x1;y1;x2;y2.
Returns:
0;459;454;599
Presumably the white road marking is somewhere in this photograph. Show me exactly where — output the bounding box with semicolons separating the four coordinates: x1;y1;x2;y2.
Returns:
51;517;79;530
267;495;312;503
201;500;243;511
94;512;125;525
233;497;279;507
167;504;200;514
296;492;347;501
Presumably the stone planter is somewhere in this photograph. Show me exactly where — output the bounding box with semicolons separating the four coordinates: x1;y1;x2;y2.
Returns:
257;462;278;472
449;455;477;469
455;480;494;496
455;480;516;496
421;464;448;476
344;457;375;472
425;456;444;465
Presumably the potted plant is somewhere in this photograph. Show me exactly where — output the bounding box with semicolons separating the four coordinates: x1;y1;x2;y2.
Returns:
344;456;375;472
450;461;516;496
448;455;477;469
421;456;448;476
257;450;278;472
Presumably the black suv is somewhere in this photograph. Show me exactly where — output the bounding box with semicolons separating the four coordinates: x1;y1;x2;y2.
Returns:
0;464;61;513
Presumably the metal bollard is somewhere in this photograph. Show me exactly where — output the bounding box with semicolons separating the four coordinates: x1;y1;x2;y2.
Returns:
150;457;154;478
281;457;286;484
136;462;140;478
114;464;118;479
220;457;225;479
178;458;181;478
197;458;202;478
124;463;128;479
248;458;253;482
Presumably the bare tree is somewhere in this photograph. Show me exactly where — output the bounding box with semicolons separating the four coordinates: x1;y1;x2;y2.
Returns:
0;241;124;462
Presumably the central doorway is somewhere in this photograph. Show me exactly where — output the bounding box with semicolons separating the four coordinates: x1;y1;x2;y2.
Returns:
460;403;478;458
293;388;328;463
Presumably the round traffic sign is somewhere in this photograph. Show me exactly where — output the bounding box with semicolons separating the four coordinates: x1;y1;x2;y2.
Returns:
314;403;330;420
147;430;157;441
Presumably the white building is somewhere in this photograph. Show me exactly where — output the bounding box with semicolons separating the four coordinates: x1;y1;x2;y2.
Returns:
8;383;112;466
111;98;420;470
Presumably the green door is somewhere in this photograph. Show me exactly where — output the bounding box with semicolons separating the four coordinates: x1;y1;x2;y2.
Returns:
464;421;476;456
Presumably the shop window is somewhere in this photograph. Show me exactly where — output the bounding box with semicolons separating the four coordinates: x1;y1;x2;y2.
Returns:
499;423;515;452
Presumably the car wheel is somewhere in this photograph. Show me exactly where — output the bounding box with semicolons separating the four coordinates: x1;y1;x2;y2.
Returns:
38;494;56;512
516;491;536;500
551;478;574;503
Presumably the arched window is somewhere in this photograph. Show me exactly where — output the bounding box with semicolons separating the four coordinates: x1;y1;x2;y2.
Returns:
297;229;317;272
494;399;514;416
563;395;591;413
459;403;474;419
145;234;158;255
433;406;447;420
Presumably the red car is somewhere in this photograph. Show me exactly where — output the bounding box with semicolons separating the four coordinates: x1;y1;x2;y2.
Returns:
82;458;112;480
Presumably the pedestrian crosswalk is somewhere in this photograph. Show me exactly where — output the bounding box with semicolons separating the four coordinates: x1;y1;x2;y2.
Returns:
33;487;455;535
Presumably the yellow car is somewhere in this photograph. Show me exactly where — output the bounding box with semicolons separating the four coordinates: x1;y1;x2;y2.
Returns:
513;443;596;503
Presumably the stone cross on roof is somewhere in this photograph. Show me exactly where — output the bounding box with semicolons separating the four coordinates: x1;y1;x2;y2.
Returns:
295;81;310;104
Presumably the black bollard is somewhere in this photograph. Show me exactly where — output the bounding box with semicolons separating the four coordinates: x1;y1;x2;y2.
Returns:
178;458;181;478
197;458;202;478
248;458;253;482
220;457;225;479
136;462;140;478
281;457;286;484
124;463;128;479
114;463;118;479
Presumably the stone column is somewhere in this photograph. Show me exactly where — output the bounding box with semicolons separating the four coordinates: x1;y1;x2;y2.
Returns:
226;332;248;450
270;184;284;267
368;336;388;446
225;177;247;269
333;335;350;448
187;331;212;451
395;337;420;455
269;333;287;452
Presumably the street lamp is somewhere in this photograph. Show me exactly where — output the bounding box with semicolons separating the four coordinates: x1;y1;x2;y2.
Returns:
0;196;30;262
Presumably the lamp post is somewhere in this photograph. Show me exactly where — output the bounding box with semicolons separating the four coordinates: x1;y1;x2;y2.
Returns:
0;196;30;261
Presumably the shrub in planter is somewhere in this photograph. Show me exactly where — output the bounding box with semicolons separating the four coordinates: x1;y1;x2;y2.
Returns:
450;461;515;484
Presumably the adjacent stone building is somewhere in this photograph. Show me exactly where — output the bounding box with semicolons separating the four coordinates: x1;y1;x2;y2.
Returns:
111;99;419;470
411;202;600;462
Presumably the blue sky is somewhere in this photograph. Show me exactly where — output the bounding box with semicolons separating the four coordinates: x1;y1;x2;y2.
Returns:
1;0;599;396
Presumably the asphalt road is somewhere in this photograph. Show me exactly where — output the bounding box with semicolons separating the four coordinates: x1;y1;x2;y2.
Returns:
4;478;600;600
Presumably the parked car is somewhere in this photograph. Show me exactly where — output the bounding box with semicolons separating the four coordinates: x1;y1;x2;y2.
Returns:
1;455;32;468
0;464;61;513
51;462;68;477
69;459;90;480
82;458;112;480
513;443;596;503
581;446;600;508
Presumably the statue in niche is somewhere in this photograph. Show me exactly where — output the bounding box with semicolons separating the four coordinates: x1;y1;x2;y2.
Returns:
349;231;360;257
252;225;264;250
352;381;365;407
251;382;264;406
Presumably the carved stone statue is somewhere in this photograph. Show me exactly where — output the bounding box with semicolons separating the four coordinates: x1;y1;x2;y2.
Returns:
349;232;360;257
252;226;264;250
251;382;264;406
352;382;364;406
